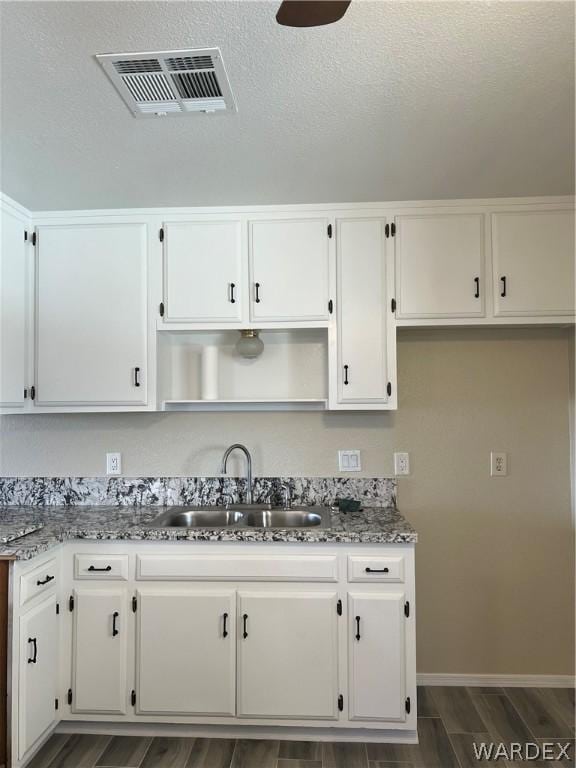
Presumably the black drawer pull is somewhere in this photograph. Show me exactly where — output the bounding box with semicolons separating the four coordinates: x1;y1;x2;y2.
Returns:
355;616;361;641
500;276;507;297
222;612;229;638
36;574;55;586
229;283;236;304
27;637;37;664
365;567;389;573
112;611;119;637
255;283;261;303
242;613;248;639
474;276;480;298
88;565;112;572
134;367;141;387
344;364;349;385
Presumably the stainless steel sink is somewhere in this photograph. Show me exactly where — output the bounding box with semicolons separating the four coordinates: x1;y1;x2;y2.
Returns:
145;505;330;529
244;508;324;528
146;508;246;528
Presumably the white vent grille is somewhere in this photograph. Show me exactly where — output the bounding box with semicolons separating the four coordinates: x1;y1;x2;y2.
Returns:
96;48;236;118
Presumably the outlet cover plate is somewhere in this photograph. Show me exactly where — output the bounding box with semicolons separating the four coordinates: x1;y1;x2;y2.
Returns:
106;452;122;475
394;452;410;476
490;451;508;476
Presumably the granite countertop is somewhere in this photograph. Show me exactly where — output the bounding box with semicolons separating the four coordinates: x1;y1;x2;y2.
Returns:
0;505;417;561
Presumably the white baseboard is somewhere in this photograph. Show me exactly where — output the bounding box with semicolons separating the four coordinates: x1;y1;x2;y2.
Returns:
417;673;575;688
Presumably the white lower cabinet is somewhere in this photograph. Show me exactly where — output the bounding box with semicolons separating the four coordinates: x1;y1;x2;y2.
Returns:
136;589;236;716
71;589;128;714
348;592;407;722
237;591;339;720
18;595;58;759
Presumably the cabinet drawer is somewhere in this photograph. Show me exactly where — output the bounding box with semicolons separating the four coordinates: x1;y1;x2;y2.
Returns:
20;558;58;607
74;554;129;581
136;554;338;582
347;556;404;583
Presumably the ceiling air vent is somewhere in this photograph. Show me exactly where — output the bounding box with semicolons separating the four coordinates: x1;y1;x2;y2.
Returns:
95;48;236;118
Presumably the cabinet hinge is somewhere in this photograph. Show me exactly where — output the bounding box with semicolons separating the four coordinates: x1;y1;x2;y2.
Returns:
391;222;396;237
404;601;410;618
336;599;342;616
31;232;37;246
391;298;396;313
55;698;58;710
338;694;344;712
328;299;333;315
131;690;136;706
405;696;411;714
23;388;28;400
132;596;137;612
159;302;165;317
30;386;36;401
385;223;390;238
67;689;72;705
327;223;333;238
159;227;164;243
387;382;392;397
56;603;60;615
24;231;28;242
68;595;74;612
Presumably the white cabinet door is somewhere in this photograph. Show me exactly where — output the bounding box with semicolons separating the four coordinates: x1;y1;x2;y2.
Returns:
335;218;395;407
237;592;338;719
163;221;243;323
395;213;485;318
18;595;58;759
0;206;28;408
249;219;330;321
35;223;147;406
136;589;236;716
71;589;128;714
348;592;406;722
492;210;575;316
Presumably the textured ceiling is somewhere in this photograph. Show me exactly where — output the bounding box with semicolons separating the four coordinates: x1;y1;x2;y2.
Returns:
0;0;574;211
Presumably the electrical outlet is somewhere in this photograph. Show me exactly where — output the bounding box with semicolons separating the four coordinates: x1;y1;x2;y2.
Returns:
490;451;508;476
338;450;361;472
394;452;410;476
106;452;122;475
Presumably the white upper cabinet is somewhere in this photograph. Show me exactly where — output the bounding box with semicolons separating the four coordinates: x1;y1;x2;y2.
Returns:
492;209;575;317
237;591;339;719
249;218;330;321
0;205;28;408
35;223;148;406
334;217;396;409
394;213;485;319
163;220;243;323
136;589;236;716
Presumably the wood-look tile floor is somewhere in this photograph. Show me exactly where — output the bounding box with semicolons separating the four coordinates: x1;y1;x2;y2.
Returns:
26;687;575;768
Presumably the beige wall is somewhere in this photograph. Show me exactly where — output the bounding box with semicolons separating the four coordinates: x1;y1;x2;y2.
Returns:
1;328;574;676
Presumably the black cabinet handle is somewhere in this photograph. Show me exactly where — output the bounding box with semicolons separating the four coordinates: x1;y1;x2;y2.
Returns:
474;277;480;299
112;611;119;637
365;567;389;573
229;283;236;304
344;365;349;385
222;612;229;638
355;616;361;641
242;613;248;639
134;367;141;387
500;276;507;298
255;283;261;303
36;574;55;586
88;565;112;572
27;637;37;664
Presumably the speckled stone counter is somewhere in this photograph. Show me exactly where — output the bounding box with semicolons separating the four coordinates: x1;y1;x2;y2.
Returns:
0;505;417;561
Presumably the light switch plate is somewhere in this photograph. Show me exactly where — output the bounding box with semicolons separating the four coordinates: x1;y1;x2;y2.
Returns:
338;450;361;472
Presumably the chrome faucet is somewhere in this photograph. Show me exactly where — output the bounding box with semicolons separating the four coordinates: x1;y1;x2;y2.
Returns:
220;444;253;505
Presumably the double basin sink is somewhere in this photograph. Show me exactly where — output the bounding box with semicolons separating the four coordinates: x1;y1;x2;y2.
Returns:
146;504;330;530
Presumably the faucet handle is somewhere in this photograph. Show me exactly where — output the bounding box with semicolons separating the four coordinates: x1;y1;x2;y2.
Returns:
282;483;292;510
